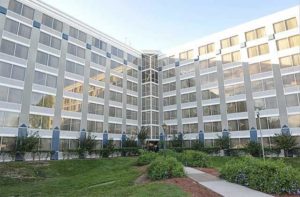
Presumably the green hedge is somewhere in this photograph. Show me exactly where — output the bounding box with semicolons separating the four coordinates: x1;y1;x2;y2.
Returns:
220;157;300;194
148;156;185;180
136;151;158;166
178;150;210;167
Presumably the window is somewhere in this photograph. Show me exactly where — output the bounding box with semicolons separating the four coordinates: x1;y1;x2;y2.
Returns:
127;95;137;105
127;81;138;92
127;54;139;65
90;68;105;82
109;106;122;118
0;39;28;59
67;43;85;59
182;108;197;118
179;49;193;61
204;121;222;132
203;104;220;116
111;46;124;59
221;35;239;49
279;54;300;68
0;85;22;104
91;52;106;66
181;78;195;89
89;85;104;98
254;97;278;110
180;64;194;75
111;60;124;73
88;103;104;115
183;123;198;133
202;88;219;100
62;98;82;112
110;75;123;87
228;119;249;131
277;35;300;51
0;61;25;81
108;123;122;134
110;91;122;102
198;43;215;55
225;83;245;97
199;57;216;70
245;27;266;41
39;32;61;50
222;51;240;64
64;79;83;93
8;0;34;20
87;121;103;133
200;72;218;84
227;101;247;113
273;17;298;33
4;18;31;39
42;14;63;32
163;68;176;79
34;71;57;88
29;114;53;129
126;125;138;135
65;60;84;75
165;125;178;135
249;60;272;75
288;114;300;128
36;51;59;68
181;92;196;103
127;68;138;78
126;110;137;120
282;73;300;88
163;96;176;106
69;26;87;42
163;82;176;92
31;92;55;108
247;43;269;58
61;118;81;131
92;37;107;51
252;78;275;92
223;66;244;80
256;116;280;129
285;93;300;107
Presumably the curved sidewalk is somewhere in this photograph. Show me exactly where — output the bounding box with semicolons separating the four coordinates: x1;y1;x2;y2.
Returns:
184;167;273;197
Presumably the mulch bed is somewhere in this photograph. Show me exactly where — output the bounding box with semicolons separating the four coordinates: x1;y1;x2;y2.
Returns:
197;168;220;177
164;177;222;197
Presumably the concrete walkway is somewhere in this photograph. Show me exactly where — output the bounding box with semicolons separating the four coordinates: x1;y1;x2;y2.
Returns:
184;167;273;197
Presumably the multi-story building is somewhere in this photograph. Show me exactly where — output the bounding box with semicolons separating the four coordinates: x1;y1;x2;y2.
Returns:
0;0;299;152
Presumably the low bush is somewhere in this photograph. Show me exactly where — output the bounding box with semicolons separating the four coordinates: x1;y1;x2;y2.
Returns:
136;151;157;166
148;156;185;180
220;157;300;195
158;149;179;158
179;150;210;167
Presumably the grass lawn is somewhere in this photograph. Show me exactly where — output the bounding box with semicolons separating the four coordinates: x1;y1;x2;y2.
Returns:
209;156;300;171
0;157;188;197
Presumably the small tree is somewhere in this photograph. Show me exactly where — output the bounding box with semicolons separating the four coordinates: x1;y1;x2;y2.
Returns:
191;140;205;151
137;126;149;149
246;141;261;157
169;134;184;149
273;133;297;157
102;139;115;158
123;137;137;148
16;131;40;161
78;133;96;158
215;134;231;156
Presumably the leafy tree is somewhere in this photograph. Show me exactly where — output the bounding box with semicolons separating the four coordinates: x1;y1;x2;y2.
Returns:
191;140;205;150
273;133;297;157
16;131;40;161
215;134;231;156
169;134;184;148
137;126;149;148
78;132;96;158
122;137;137;148
102;139;115;158
245;141;261;157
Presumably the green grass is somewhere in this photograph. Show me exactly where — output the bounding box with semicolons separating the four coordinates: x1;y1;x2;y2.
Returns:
0;157;188;197
209;156;300;171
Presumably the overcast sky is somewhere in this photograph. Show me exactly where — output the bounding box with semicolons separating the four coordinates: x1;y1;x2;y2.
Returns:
42;0;299;51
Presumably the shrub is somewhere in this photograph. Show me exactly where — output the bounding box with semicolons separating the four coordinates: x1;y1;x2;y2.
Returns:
136;151;158;166
158;149;179;158
179;150;210;167
148;156;185;180
220;157;300;194
245;141;261;157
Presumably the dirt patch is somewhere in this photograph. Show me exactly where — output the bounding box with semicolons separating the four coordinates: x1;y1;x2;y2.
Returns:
197;168;220;177
164;177;222;197
134;173;150;185
275;194;300;197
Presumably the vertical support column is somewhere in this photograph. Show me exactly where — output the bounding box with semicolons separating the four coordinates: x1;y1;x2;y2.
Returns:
122;56;128;134
175;62;182;133
194;60;204;131
103;46;111;132
0;0;9;40
217;62;228;130
19;10;42;125
137;62;142;134
51;126;60;160
80;40;92;131
249;127;258;142
158;66;164;134
199;130;205;144
103;131;108;146
121;132;126;147
15;124;28;161
53;25;69;128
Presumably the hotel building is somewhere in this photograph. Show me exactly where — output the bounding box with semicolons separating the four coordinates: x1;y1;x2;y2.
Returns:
0;0;299;151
